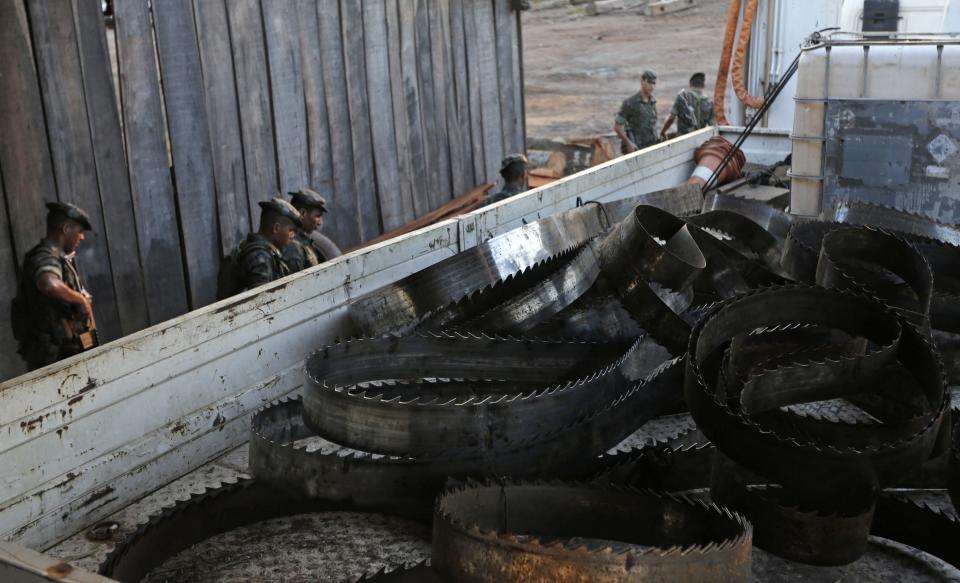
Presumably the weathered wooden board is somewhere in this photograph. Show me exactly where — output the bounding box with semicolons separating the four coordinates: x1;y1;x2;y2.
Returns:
474;0;504;184
73;0;150;334
194;0;251;254
0;173;24;380
153;0;221;310
263;0;309;197
340;0;381;241
462;0;488;183
448;0;477;188
226;0;279;223
28;0;121;340
509;2;526;151
427;0;454;202
495;0;521;155
114;0;189;324
430;0;474;196
0;0;55;263
399;2;430;218
384;0;417;226
415;0;444;210
297;0;337;242
363;0;407;232
318;2;361;247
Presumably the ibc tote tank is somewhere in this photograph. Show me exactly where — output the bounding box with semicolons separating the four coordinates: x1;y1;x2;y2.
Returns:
790;35;960;222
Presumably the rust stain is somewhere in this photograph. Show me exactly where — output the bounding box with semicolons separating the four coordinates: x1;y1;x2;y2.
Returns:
77;377;99;395
62;472;79;485
68;394;84;406
20;415;43;433
56;425;69;438
170;421;188;435
46;562;73;578
80;486;115;509
212;413;226;429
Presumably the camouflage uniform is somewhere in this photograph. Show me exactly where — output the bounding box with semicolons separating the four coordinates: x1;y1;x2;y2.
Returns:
283;231;328;273
13;240;86;370
237;233;289;290
615;92;658;152
671;89;716;135
483;182;526;207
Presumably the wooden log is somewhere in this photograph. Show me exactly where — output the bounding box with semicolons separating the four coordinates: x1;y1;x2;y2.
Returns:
363;0;407;232
114;0;189;324
74;0;150;333
354;182;494;248
448;0;477;189
0;0;55;263
384;0;417;226
28;0;121;339
296;0;337;242
399;1;430;218
263;0;309;196
340;0;381;241
473;0;504;183
226;0;279;225
153;0;221;309
194;0;251;254
318;2;361;247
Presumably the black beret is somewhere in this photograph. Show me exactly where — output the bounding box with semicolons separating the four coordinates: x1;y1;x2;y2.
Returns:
288;188;328;212
46;201;93;231
258;197;303;229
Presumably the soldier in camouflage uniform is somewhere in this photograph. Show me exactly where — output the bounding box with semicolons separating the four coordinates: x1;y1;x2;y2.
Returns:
11;202;96;371
482;154;529;208
233;198;303;292
283;188;341;273
614;69;659;154
660;72;717;141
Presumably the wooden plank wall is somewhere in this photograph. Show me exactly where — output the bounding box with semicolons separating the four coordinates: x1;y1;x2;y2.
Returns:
0;0;525;382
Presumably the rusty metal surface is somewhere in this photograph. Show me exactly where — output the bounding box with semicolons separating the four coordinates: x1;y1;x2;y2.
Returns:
431;482;752;583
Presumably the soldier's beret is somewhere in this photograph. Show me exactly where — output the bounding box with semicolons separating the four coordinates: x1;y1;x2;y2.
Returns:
259;197;303;229
500;154;529;172
46;201;93;231
288;187;328;213
642;69;658;81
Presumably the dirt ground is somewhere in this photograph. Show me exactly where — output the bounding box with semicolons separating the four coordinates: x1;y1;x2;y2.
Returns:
522;0;729;140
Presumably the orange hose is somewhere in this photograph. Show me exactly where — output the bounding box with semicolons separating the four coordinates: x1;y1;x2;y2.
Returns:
732;0;765;110
714;0;743;125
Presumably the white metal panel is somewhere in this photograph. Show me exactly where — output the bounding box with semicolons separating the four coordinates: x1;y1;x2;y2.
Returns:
459;128;714;247
0;220;459;549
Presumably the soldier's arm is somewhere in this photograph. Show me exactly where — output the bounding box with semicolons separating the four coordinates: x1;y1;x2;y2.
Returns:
239;248;276;289
614;119;637;153
660;113;675;140
706;102;717;125
36;273;93;319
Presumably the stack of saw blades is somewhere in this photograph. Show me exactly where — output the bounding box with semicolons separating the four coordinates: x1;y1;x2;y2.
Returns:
100;193;960;582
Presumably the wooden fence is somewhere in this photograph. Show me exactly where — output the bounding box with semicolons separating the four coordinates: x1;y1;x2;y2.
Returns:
0;0;525;382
